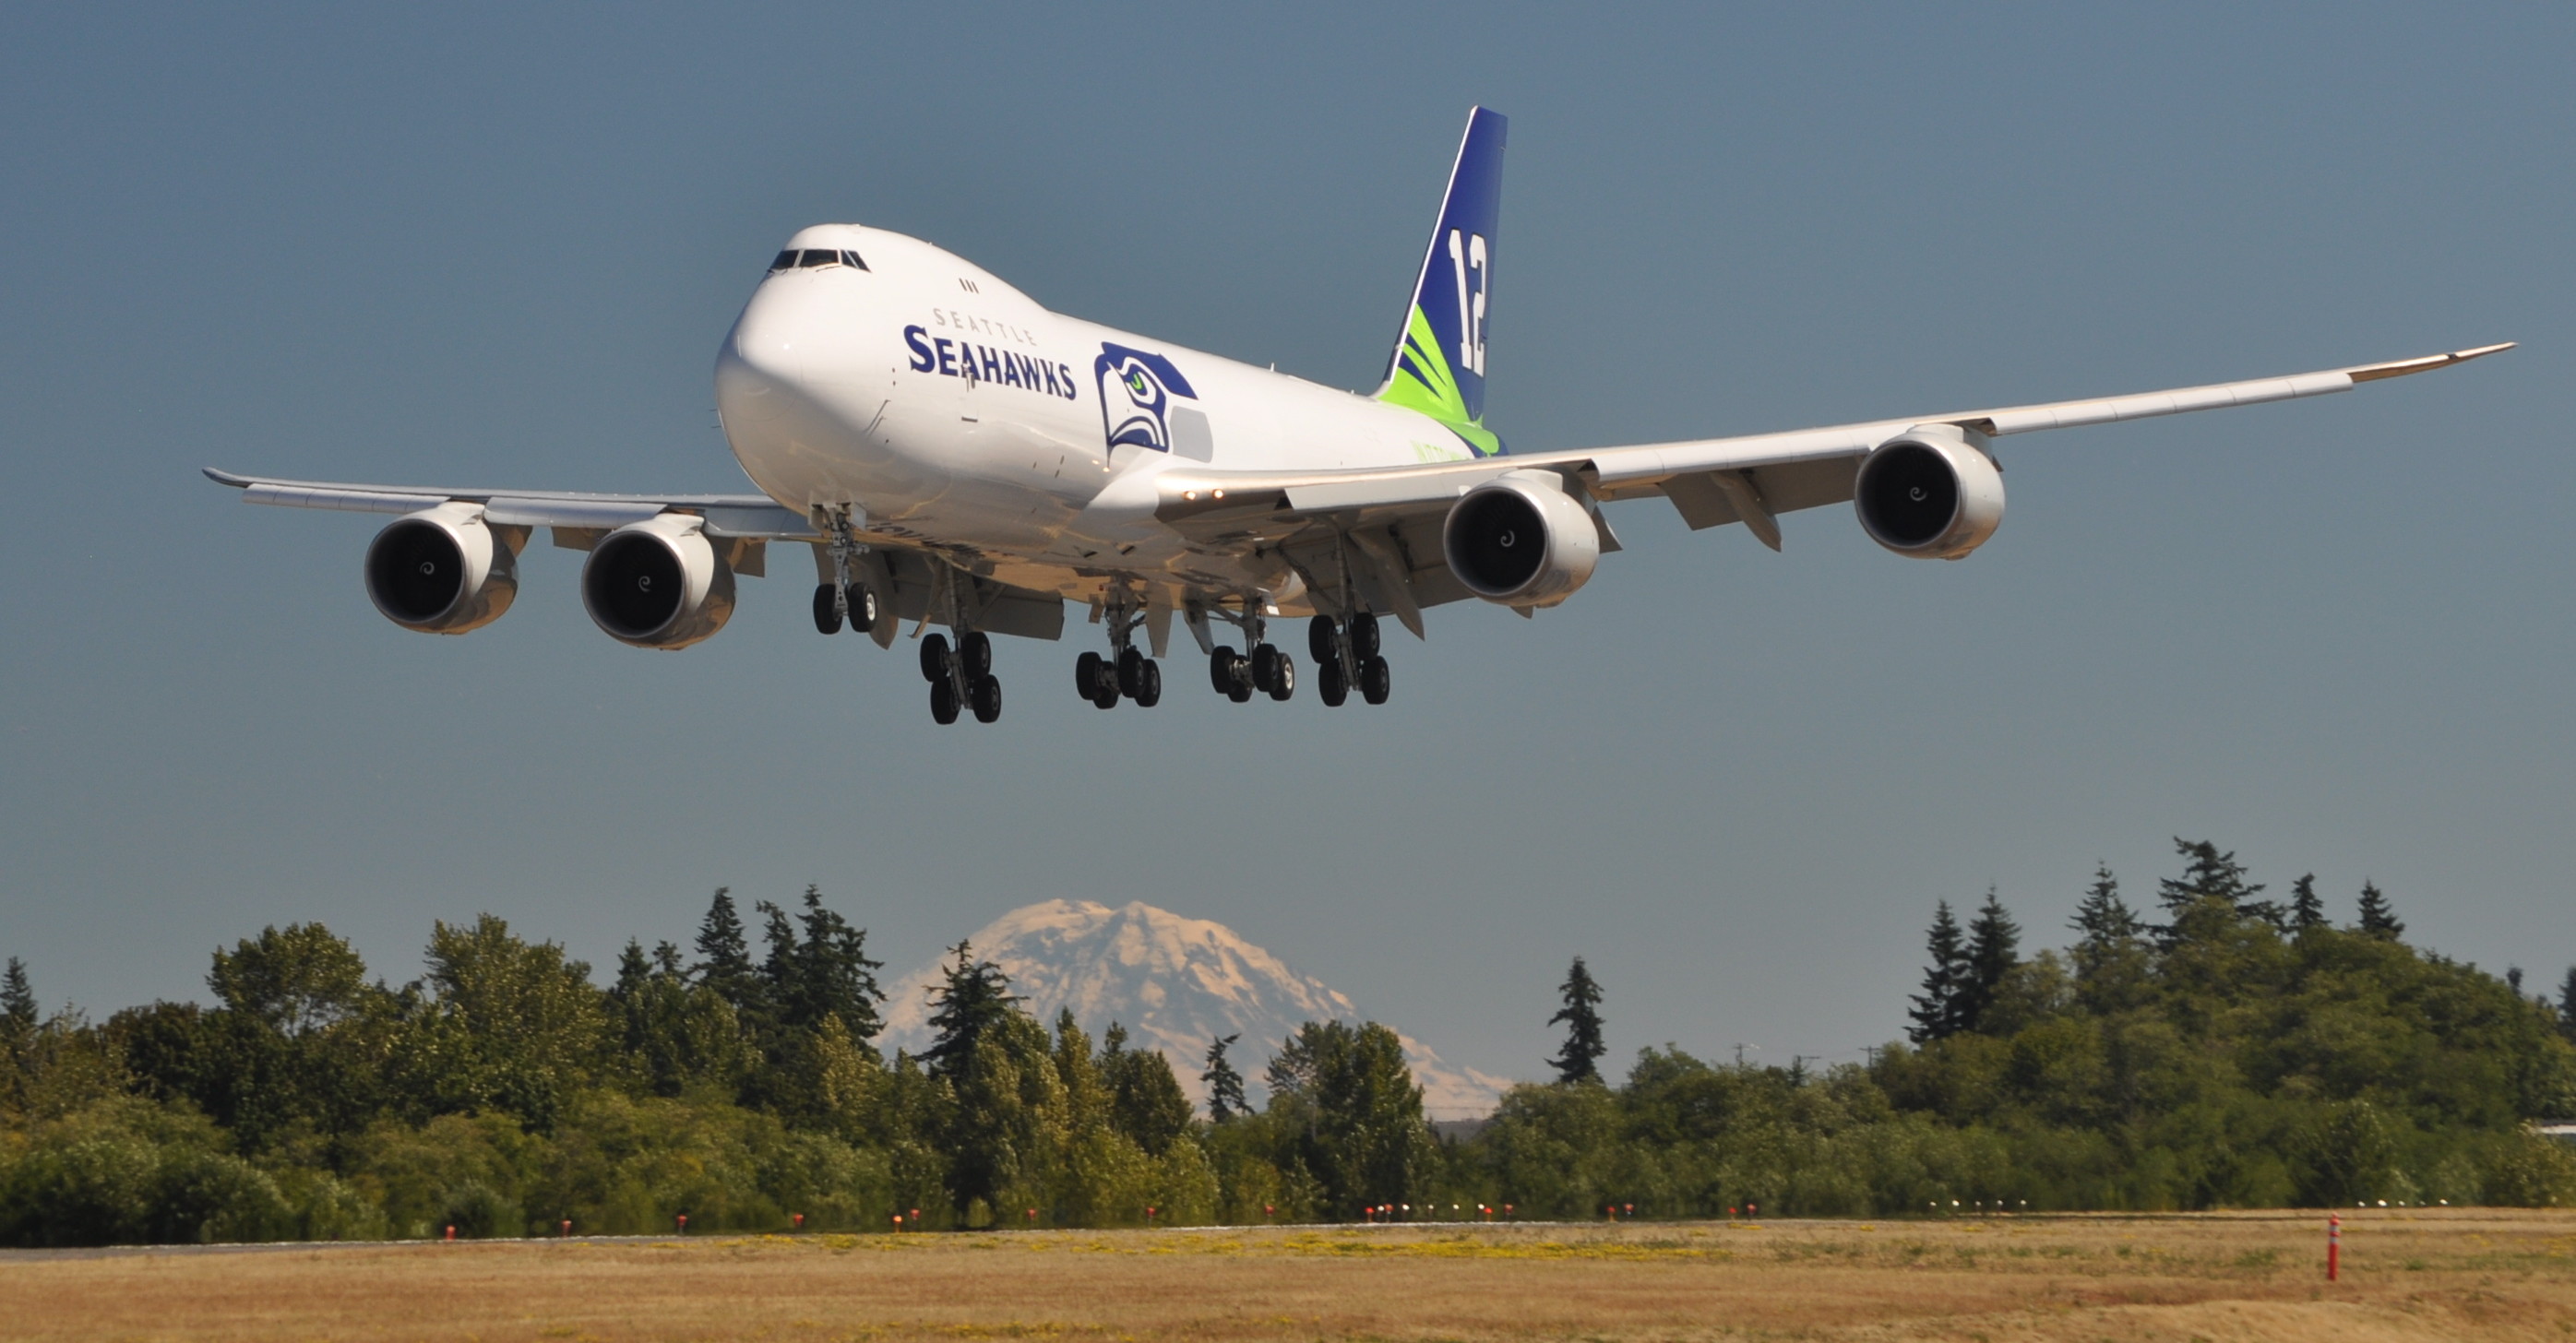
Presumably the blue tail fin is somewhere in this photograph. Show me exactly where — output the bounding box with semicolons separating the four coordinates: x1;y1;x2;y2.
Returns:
1375;106;1507;457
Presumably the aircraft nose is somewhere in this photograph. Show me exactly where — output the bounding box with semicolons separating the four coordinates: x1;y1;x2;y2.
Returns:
714;283;811;425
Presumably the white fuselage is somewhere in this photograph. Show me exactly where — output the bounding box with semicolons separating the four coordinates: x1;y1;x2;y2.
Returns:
713;223;1471;607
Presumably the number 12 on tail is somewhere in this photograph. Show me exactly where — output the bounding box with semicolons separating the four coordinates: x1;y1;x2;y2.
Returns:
1447;228;1488;376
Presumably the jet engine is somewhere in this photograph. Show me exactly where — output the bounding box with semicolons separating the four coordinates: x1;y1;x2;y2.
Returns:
1441;469;1603;608
1853;425;2006;560
364;502;519;634
580;513;736;649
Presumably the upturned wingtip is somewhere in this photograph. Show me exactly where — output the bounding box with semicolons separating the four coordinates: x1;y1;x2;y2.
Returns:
2346;342;2516;383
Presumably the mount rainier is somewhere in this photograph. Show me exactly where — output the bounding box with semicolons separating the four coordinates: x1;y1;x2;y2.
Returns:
876;900;1508;1120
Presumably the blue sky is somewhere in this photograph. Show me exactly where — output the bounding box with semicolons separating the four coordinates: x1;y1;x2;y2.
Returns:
2;4;2569;1084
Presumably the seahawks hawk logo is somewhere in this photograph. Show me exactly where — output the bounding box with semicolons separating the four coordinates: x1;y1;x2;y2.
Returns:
1094;343;1199;453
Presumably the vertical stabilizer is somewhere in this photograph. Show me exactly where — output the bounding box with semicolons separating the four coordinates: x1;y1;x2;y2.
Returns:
1375;107;1507;457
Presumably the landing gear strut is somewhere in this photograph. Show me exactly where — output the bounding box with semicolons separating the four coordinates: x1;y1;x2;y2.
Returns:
1077;587;1163;709
1306;611;1389;707
1204;596;1294;704
921;629;1001;725
812;507;878;636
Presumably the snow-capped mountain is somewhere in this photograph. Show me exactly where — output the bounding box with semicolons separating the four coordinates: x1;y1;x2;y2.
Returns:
876;900;1508;1120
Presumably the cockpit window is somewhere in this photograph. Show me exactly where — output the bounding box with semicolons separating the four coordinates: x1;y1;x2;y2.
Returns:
770;248;868;273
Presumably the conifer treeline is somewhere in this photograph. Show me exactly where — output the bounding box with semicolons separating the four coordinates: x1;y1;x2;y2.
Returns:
2;842;2572;1246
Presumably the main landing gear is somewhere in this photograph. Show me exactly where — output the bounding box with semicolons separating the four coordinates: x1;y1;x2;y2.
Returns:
921;630;1001;725
1076;588;1163;709
1075;647;1161;709
1201;599;1299;705
1307;612;1390;707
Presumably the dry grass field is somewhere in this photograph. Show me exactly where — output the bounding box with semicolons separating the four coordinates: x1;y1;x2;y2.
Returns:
4;1209;2570;1343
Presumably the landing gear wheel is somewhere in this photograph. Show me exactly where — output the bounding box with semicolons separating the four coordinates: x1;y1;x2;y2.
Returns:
1116;646;1147;698
1210;647;1240;695
1251;643;1282;695
849;585;877;634
1268;652;1296;702
1318;658;1350;707
1133;659;1162;707
970;673;1002;724
813;584;843;635
1076;651;1107;702
1351;612;1381;660
960;631;994;679
1360;655;1390;706
920;633;953;683
929;678;960;724
1307;614;1338;663
1228;675;1253;704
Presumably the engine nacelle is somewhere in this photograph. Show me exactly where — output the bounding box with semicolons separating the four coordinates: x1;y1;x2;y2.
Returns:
1441;469;1603;608
364;503;519;634
580;513;736;649
1854;424;2006;560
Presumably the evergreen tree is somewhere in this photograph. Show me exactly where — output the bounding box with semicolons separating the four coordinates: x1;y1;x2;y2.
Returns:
1102;1024;1194;1155
1954;888;2021;1035
1545;957;1607;1085
2355;881;2405;939
2070;866;2143;951
1;957;33;1032
1907;900;1967;1044
2289;873;2328;931
2558;966;2576;1045
920;940;1018;1079
690;888;760;1016
1202;1033;1248;1123
2069;865;2151;1013
757;886;886;1040
2157;838;2270;943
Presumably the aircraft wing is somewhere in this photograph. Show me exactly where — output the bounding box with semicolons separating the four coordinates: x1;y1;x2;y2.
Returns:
1153;344;2511;634
201;468;820;541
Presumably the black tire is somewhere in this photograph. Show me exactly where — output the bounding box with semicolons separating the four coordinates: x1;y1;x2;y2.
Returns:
813;584;843;635
1076;651;1104;700
850;585;877;633
971;673;1002;724
1360;655;1390;706
1210;647;1238;695
1307;614;1337;663
960;631;994;679
1228;675;1253;704
1318;658;1350;707
1116;646;1146;698
930;679;960;724
920;633;952;683
1092;676;1119;709
1269;652;1295;702
1135;660;1162;707
1351;612;1381;659
1251;643;1280;694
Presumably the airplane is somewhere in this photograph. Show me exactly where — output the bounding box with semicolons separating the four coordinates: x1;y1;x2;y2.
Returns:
209;107;2510;725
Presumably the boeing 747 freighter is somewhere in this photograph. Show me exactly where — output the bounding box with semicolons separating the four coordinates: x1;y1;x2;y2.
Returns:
209;108;2510;723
